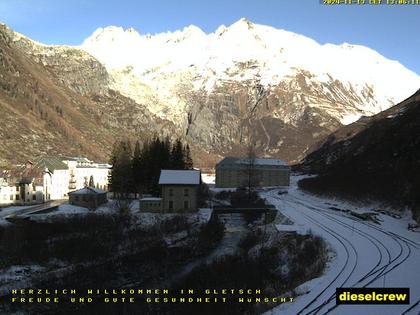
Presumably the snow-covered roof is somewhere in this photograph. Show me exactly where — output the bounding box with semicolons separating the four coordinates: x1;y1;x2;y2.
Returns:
63;157;92;163
249;158;288;166
275;224;307;234
218;157;288;167
140;197;162;201
68;187;106;195
96;163;112;169
158;169;200;185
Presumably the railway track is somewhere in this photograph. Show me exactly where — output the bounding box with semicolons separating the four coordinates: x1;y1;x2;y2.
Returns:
287;196;412;315
267;192;358;315
264;189;419;315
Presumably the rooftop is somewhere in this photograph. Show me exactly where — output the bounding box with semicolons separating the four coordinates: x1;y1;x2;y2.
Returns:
140;197;162;201
32;156;68;171
68;187;106;195
217;156;289;167
158;169;201;185
62;157;92;163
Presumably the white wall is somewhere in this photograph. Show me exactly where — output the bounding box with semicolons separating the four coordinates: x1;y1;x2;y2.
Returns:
63;159;109;192
50;169;70;200
72;167;109;190
0;183;45;205
0;185;15;205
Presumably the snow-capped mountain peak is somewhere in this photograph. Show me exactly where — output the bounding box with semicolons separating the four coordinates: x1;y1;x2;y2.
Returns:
229;17;255;30
2;20;419;165
80;18;420;125
82;25;142;46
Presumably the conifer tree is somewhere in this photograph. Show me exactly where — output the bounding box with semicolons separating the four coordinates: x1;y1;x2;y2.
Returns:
109;140;132;198
184;144;193;169
171;138;185;169
109;137;194;196
89;175;95;187
132;140;143;197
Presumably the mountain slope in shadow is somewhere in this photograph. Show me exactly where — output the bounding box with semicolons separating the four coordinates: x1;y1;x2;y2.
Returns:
298;89;420;223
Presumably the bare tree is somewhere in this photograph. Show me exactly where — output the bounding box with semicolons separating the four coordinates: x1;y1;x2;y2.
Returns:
242;136;261;199
114;198;131;215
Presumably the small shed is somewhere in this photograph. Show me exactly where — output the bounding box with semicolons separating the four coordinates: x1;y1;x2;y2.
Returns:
68;187;107;209
139;197;163;213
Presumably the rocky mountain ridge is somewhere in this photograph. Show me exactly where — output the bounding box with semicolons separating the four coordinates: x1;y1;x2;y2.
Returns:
0;23;178;167
79;18;420;162
1;20;419;167
81;18;420;124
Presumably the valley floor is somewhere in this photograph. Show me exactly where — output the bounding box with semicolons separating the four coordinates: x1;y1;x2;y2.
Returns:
262;176;420;315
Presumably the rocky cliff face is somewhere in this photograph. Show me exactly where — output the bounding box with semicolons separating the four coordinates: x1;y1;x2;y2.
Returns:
182;78;342;163
4;26;110;96
1;20;419;168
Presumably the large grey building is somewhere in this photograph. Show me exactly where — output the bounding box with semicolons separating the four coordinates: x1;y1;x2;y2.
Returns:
215;157;290;188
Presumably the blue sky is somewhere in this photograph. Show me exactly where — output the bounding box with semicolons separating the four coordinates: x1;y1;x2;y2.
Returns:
1;0;419;74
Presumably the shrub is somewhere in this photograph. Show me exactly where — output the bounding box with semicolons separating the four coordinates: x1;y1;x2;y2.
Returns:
230;189;266;208
238;230;263;253
197;217;225;252
160;215;189;233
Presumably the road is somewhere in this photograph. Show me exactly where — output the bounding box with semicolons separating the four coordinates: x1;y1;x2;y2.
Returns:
0;200;66;219
262;178;420;315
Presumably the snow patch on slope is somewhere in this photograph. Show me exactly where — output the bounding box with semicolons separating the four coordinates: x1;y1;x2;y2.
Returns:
80;18;420;123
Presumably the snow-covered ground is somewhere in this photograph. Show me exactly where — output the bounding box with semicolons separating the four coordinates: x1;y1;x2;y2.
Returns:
201;173;215;185
0;265;46;284
0;205;36;219
165;210;247;287
262;176;420;315
22;200;212;228
275;224;308;235
0;200;67;224
0;202;214;295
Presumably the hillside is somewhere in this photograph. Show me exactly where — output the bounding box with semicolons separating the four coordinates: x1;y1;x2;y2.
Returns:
0;23;177;167
1;19;420;167
298;90;420;222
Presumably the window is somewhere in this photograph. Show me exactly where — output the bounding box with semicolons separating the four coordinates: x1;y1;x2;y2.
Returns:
15;194;20;200
32;195;36;201
168;200;173;210
16;186;19;192
169;188;173;197
10;195;13;201
184;188;189;197
184;200;189;210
